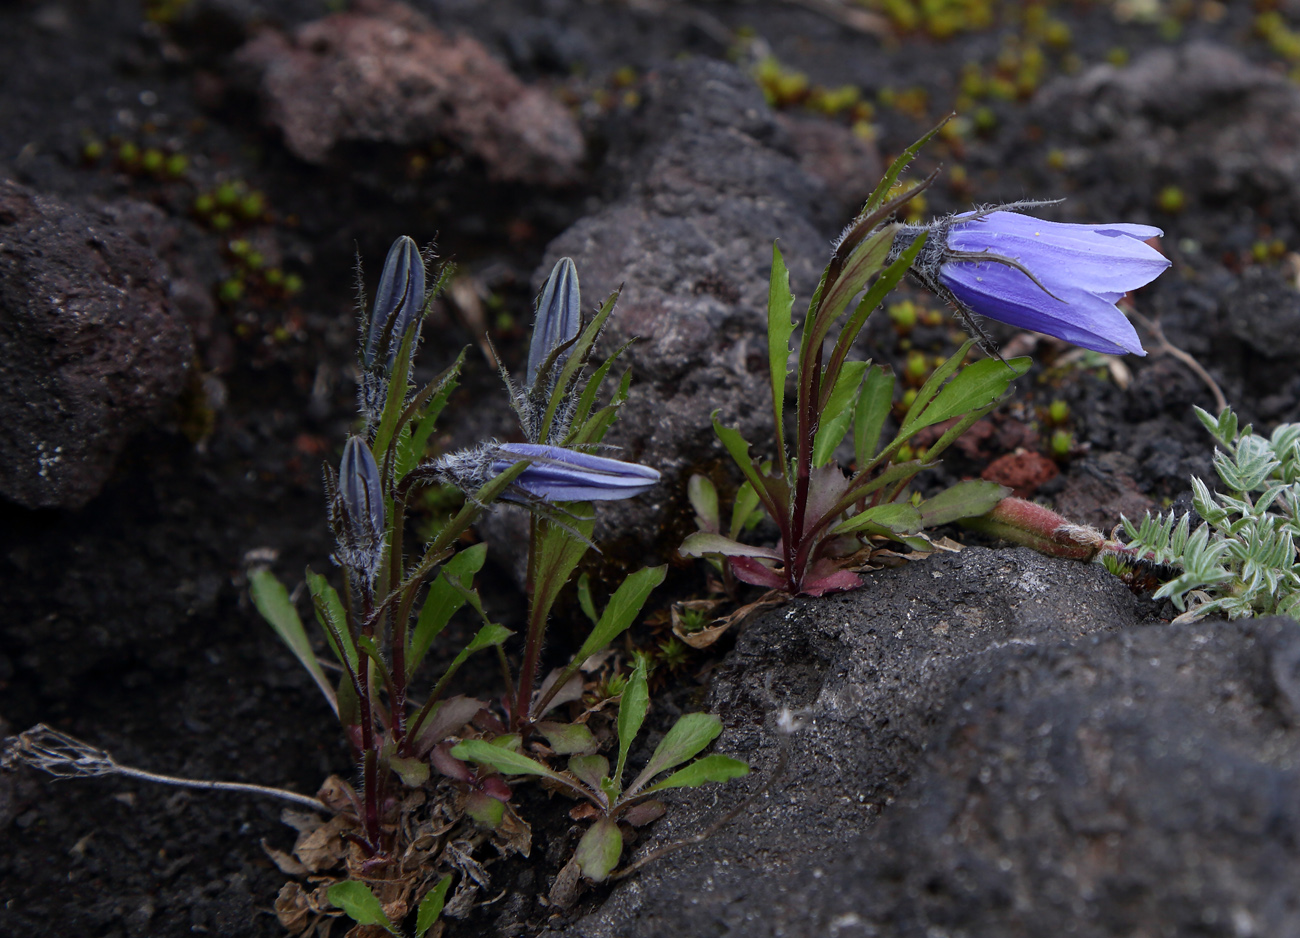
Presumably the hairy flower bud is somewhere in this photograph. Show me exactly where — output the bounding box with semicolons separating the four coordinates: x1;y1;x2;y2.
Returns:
526;257;581;391
363;235;426;372
328;436;386;581
895;206;1171;356
426;441;659;504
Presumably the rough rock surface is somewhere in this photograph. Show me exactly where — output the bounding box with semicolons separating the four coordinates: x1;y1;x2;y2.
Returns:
518;58;843;565
1031;41;1300;222
233;0;584;184
552;546;1145;937
0;180;193;509
556;549;1300;937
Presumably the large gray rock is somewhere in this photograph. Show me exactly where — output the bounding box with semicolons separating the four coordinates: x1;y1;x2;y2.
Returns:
557;547;1300;937
552;547;1144;936
521;59;840;567
0;181;193;509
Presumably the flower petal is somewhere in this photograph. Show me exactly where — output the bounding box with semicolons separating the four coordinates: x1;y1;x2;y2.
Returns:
940;259;1146;356
493;442;660;501
947;212;1170;296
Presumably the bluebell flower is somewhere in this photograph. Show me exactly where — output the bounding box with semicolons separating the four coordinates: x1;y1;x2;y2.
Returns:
328;436;387;580
894;207;1171;356
526;258;581;391
428;442;659;504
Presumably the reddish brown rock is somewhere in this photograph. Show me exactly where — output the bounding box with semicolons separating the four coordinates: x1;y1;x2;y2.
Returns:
233;0;584;185
0;181;193;509
980;449;1059;498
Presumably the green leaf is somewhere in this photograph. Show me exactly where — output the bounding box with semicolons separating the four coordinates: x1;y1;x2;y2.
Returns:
397;352;464;480
409;543;488;679
729;480;763;541
688;474;720;533
853;365;895;467
831;502;924;537
917;480;1011;527
642;754;750;793
389;754;430;787
450;739;563;780
569;754;610;792
861;115;950;215
536;721;597;755
568;339;634;441
712;414;787;524
542;289;619;443
679;532;782;560
575;817;623;883
904;356;1031;435
415;875;453;938
250;570;336;712
465;790;506;828
567;368;634;448
806;225;895;356
327;881;398;936
306;569;357;673
626;712;722;796
532;509;596;642
571;565;667;667
538;565;666;718
899;339;977;434
813;360;869;467
767;242;797;469
615;659;650;792
372;325;418;459
576;572;600;625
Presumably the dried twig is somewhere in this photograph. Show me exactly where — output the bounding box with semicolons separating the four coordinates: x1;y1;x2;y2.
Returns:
1131;309;1228;414
3;724;328;812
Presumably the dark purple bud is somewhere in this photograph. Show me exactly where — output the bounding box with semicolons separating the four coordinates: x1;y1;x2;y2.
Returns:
526;257;580;390
329;436;386;580
363;235;426;371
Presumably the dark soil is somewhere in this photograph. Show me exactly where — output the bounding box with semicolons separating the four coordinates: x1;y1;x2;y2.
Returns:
2;1;1298;937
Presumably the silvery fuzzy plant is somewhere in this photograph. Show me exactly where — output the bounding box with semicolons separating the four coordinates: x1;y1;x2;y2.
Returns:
1114;406;1300;622
681;119;1170;596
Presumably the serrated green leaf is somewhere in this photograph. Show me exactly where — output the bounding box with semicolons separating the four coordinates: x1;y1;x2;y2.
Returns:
917;480;1011;527
414;875;454;938
306;568;357;674
450;739;563;780
327;881;398;935
537;721;597;755
832;501;924;537
575;817;623;883
250;570;336;713
642;754;750;793
767;242;797;469
853;365;894;468
615;659;649;792
903;355;1031;436
409;543;488;679
626;712;722;796
688;474;720;533
813;361;869;468
679;533;782;560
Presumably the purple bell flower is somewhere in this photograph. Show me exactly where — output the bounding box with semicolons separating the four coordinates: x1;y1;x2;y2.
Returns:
896;208;1171;356
492;443;660;502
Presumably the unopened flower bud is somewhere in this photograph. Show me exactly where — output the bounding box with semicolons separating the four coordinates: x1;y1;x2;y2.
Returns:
363;236;426;372
526;257;581;392
329;436;387;580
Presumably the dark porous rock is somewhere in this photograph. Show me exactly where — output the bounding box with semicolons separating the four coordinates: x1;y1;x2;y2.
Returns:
553;547;1145;937
1030;42;1300;224
508;59;838;570
796;615;1300;937
233;0;584;184
1227;264;1300;361
0;181;193;510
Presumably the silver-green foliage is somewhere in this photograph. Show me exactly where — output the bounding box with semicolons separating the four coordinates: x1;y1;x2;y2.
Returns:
1122;405;1300;621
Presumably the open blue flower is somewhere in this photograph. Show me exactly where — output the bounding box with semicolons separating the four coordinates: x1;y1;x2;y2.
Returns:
491;443;660;502
897;208;1171;356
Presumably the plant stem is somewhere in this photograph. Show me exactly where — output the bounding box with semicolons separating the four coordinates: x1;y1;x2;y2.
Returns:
514;516;543;728
356;588;382;850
